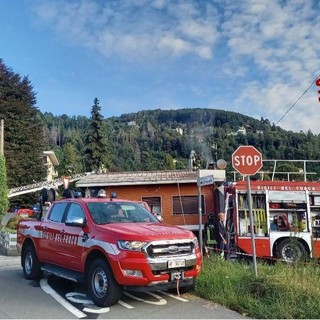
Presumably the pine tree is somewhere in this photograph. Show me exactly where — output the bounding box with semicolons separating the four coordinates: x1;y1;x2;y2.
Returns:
0;154;9;213
0;59;47;204
84;98;108;172
59;142;83;175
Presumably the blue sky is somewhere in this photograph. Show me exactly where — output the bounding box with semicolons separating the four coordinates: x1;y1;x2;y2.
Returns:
1;0;320;133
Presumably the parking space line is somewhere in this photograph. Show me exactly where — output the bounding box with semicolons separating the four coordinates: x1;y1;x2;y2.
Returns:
40;278;87;319
158;291;189;302
118;300;135;309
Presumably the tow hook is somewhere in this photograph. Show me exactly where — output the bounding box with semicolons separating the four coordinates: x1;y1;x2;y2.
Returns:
174;273;181;280
171;272;182;296
171;272;182;281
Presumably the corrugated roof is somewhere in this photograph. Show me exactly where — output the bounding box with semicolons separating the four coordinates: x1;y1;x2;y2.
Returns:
75;170;225;187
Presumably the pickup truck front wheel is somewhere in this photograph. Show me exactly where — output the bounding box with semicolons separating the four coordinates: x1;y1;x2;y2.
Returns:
22;245;42;280
87;259;122;307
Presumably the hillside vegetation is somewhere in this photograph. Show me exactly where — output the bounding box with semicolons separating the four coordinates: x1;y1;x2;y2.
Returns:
41;108;320;181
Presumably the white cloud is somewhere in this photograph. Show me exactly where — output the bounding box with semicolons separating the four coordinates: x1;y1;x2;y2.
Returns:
234;81;320;133
31;0;320;133
33;0;219;61
220;0;320;132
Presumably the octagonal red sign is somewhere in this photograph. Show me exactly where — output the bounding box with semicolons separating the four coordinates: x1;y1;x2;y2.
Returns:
232;146;263;175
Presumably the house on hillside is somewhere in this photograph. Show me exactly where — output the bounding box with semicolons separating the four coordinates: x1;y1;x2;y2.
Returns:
127;121;137;126
42;151;59;181
75;169;226;232
228;126;247;136
175;127;183;135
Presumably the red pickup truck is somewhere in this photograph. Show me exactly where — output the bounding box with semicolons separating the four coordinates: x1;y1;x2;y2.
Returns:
17;193;202;307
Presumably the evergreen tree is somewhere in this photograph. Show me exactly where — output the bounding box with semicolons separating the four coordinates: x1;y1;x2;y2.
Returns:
0;154;9;213
59;143;83;175
0;59;47;197
84;98;108;172
165;154;176;170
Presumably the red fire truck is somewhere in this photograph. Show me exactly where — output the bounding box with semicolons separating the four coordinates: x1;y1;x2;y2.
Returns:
222;180;320;262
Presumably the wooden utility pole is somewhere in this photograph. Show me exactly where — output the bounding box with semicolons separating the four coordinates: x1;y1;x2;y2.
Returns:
0;119;4;156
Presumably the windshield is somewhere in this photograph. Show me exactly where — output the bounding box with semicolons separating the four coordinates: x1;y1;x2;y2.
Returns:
87;201;159;225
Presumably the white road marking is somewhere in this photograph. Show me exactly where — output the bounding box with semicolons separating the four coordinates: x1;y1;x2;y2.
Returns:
118;300;135;309
40;278;87;319
158;291;189;302
66;292;94;305
40;277;188;317
82;306;110;314
65;293;110;314
123;291;167;305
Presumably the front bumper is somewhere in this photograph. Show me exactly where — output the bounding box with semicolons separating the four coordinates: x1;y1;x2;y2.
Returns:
109;251;202;287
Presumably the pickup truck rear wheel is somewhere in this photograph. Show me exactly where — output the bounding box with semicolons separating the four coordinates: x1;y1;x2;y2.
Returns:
87;259;122;307
22;245;42;280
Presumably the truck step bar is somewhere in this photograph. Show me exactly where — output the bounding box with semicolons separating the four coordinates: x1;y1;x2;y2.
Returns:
41;263;84;283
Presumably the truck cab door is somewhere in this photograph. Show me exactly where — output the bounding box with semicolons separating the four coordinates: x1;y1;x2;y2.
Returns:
59;203;87;271
39;202;69;263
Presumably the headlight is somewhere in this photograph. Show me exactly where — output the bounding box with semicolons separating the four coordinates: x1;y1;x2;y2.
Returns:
192;237;199;247
117;240;147;251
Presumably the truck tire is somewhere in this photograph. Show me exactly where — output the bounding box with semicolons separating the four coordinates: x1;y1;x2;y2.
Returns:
276;239;306;263
87;259;122;307
22;245;43;280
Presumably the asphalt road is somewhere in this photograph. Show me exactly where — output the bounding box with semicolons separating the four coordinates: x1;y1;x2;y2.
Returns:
0;253;248;319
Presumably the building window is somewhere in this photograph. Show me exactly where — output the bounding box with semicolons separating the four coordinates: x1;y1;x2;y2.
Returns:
172;195;204;215
141;196;161;214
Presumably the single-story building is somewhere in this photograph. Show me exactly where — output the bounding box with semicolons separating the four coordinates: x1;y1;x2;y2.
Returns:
75;169;226;232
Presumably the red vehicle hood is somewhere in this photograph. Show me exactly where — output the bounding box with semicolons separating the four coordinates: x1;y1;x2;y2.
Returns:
95;223;195;241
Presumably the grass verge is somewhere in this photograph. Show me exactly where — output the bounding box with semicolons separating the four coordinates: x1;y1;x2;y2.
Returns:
194;255;320;319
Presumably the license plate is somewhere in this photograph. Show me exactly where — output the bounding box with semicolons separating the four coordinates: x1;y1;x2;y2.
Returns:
168;259;185;268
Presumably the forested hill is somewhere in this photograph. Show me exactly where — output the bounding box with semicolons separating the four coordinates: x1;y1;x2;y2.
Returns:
41;108;320;180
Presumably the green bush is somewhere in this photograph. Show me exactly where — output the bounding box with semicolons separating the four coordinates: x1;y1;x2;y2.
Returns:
5;215;23;230
0;212;5;225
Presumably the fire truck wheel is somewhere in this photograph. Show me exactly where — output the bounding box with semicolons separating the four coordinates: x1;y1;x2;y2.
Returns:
276;239;306;263
87;258;122;307
22;245;43;280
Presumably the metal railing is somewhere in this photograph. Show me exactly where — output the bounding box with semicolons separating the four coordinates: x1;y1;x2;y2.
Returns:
232;159;320;182
8;173;91;198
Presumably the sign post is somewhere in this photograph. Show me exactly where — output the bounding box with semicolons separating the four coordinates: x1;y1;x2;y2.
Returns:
197;173;214;260
232;146;263;277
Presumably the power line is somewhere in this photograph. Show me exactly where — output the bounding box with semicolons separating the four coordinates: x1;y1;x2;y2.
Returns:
276;73;320;125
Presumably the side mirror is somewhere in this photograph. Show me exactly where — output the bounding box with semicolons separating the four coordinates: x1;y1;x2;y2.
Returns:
65;217;86;228
153;213;163;223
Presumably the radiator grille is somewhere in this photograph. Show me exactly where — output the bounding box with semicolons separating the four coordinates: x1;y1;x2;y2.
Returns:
145;240;194;258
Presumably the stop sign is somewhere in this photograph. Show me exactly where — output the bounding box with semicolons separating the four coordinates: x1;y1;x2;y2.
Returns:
232;146;263;175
